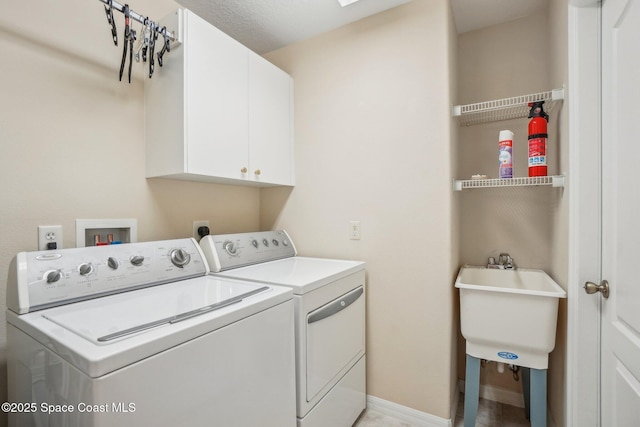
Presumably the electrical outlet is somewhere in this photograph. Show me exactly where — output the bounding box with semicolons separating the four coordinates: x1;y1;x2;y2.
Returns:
193;220;210;241
349;221;361;240
38;225;63;251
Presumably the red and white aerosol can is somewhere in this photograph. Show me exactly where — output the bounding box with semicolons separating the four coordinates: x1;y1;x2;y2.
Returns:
498;130;514;179
527;101;549;177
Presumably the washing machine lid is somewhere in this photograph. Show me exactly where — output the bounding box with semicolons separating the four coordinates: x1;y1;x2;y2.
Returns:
43;277;269;343
213;257;365;295
7;276;292;378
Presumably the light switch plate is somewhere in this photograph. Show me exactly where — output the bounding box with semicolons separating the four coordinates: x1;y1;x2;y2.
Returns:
350;221;361;240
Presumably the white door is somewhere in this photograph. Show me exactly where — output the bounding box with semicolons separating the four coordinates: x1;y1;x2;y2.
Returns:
600;0;640;425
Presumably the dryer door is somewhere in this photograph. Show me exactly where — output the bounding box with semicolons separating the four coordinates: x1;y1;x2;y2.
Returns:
306;286;365;402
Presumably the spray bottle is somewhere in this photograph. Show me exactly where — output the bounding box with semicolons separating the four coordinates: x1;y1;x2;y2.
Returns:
527;101;549;177
498;130;513;179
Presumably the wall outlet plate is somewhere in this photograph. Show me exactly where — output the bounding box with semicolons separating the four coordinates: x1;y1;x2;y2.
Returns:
38;225;63;251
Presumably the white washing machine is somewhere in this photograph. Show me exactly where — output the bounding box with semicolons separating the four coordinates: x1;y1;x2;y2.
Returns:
200;230;366;427
6;238;296;427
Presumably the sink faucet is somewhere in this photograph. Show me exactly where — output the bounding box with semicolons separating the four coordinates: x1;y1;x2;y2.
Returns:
499;253;515;269
487;253;515;269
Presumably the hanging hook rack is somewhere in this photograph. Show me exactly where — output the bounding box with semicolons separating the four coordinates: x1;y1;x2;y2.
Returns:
97;0;176;42
98;0;179;82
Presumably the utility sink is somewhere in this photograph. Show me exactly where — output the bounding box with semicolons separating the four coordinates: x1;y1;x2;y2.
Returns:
455;266;567;369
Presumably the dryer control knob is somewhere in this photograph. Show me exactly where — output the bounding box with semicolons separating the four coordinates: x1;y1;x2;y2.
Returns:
223;241;237;256
78;263;93;276
170;248;191;268
251;239;258;248
130;255;144;266
107;257;119;270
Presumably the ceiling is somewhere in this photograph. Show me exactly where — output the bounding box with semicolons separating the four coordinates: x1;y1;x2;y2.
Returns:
175;0;549;54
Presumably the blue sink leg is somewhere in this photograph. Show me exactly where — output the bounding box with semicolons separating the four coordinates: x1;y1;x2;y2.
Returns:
463;355;481;427
530;368;547;427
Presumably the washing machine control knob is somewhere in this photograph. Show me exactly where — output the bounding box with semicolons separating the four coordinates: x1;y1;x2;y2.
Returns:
45;270;62;284
78;263;93;276
170;248;191;268
251;239;258;248
130;255;145;266
107;257;119;270
223;240;237;256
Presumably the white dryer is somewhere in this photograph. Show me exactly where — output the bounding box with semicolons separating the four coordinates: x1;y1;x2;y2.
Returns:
200;230;366;427
6;238;296;427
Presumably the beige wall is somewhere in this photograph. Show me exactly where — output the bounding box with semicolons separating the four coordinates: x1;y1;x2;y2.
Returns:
448;0;461;416
456;4;570;426
262;0;458;418
0;0;261;417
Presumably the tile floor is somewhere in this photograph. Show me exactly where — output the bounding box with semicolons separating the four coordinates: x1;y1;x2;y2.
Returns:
354;393;530;426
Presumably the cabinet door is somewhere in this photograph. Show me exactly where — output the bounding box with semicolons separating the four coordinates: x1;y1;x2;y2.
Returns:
185;10;249;179
248;53;294;186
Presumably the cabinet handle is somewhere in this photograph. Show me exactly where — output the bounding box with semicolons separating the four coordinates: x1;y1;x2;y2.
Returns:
254;169;261;176
240;167;248;174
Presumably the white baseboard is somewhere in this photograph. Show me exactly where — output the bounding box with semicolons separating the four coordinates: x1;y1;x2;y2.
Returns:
366;395;452;427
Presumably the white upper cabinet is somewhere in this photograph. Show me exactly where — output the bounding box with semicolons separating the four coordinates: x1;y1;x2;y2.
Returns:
249;53;294;186
145;9;294;187
184;10;249;181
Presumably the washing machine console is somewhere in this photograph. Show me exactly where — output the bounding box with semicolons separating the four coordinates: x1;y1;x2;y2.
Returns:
199;230;297;272
6;238;207;314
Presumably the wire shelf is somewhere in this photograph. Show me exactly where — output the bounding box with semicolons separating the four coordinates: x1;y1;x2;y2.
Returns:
452;88;564;126
453;175;565;191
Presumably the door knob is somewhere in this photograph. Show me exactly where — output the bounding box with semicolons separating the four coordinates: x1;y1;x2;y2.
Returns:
584;280;609;299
